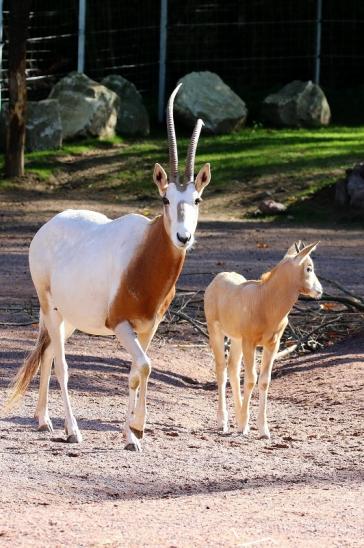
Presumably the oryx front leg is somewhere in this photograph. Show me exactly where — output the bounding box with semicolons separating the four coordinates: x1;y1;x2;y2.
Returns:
239;341;257;435
257;343;278;439
114;321;152;452
207;322;228;433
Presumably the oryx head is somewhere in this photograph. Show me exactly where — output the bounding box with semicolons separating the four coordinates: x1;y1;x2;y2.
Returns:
285;241;323;299
153;83;211;250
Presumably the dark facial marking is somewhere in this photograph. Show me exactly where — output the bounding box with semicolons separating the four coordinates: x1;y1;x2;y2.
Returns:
177;201;186;222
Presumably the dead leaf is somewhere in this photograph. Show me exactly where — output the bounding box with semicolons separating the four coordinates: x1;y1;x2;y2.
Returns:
320;302;342;311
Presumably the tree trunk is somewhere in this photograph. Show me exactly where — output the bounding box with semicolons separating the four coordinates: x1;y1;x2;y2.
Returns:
5;0;32;178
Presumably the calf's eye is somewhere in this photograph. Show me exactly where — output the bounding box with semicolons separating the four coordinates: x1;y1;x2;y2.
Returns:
195;197;201;205
162;196;170;205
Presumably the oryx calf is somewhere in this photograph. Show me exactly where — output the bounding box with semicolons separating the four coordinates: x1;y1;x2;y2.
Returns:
7;84;211;451
204;242;322;438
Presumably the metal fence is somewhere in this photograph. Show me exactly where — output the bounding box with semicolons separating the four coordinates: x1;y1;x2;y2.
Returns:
1;0;364;120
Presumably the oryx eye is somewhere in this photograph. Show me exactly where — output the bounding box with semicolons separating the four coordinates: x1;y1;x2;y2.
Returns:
162;196;170;205
195;197;201;205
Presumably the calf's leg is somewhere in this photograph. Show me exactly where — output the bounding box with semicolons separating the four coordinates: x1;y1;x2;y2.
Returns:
257;342;279;439
239;341;257;435
227;337;243;430
207;322;228;432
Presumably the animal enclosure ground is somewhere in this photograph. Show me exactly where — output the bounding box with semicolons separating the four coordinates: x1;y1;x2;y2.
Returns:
0;194;363;547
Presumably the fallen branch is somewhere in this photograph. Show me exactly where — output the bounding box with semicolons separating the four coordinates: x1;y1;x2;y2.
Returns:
169;309;209;339
322;292;364;312
320;276;364;302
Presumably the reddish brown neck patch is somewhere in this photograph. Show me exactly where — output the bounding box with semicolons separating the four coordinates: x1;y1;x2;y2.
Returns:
106;215;185;330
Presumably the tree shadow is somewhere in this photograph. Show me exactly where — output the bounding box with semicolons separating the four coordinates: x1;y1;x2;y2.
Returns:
73;469;361;503
0;349;214;395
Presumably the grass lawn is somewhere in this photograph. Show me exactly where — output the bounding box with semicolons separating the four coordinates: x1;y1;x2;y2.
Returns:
0;126;363;223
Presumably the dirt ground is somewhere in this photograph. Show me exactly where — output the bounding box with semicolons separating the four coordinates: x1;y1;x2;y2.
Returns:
0;194;363;547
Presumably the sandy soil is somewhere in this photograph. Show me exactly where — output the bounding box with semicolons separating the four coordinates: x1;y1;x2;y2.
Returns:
0;195;363;547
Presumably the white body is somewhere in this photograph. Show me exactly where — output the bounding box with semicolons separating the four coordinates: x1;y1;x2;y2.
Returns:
30;209;148;336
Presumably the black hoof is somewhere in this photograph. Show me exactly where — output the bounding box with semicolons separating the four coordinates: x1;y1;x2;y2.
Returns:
67;434;81;444
38;423;53;433
125;443;141;452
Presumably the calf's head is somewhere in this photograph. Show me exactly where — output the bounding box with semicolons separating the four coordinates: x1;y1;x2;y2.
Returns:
285;241;323;299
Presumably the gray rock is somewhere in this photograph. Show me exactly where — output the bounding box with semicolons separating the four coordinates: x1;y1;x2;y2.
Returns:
101;75;149;136
26;99;62;151
335;164;364;210
262;80;331;127
0;99;62;152
174;71;248;134
346;164;364;209
259;199;287;215
49;72;119;139
335;179;349;207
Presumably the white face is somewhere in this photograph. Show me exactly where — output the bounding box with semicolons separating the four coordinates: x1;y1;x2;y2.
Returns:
162;183;201;250
153;162;211;251
299;256;323;299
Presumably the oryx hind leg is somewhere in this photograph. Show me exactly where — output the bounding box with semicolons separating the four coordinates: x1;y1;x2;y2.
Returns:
42;307;81;443
35;319;75;434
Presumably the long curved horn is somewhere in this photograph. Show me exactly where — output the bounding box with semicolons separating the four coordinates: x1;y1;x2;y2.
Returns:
184;119;204;184
166;83;182;184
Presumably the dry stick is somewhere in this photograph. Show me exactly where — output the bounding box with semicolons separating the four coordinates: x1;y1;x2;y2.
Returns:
322;292;364;312
0;320;36;326
320;276;364;302
169;309;209;339
179;290;202;312
276;344;298;360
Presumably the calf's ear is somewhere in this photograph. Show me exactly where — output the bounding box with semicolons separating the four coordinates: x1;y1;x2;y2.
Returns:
295;241;320;265
284;241;302;258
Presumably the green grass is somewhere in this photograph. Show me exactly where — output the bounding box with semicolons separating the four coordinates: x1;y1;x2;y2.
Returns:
0;126;363;223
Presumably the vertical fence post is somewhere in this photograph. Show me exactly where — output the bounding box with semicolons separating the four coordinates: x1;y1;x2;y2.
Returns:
158;0;168;123
314;0;323;84
77;0;86;73
0;0;3;111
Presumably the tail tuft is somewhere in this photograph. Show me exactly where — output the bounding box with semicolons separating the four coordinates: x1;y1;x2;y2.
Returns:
5;325;50;411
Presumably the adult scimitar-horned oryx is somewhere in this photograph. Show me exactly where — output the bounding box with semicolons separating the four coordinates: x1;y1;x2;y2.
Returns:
7;84;211;451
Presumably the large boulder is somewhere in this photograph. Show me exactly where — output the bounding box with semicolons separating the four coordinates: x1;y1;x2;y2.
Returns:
174;71;248;134
26;99;62;151
262;80;331;127
101;75;149;136
49;72;119;139
0;99;62;152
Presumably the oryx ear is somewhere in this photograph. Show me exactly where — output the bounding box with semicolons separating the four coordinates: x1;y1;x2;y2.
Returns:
295;241;320;265
153;163;168;196
195;163;211;194
285;241;302;258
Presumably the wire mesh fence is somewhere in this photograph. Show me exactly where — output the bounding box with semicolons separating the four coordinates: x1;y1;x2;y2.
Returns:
1;0;364;118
